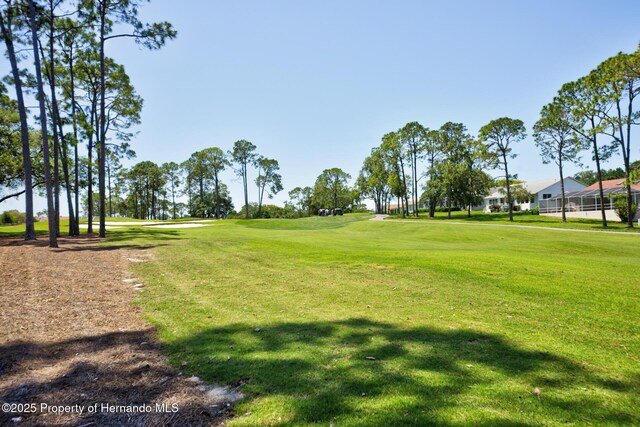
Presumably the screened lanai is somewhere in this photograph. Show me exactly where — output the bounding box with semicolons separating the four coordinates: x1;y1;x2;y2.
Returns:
539;187;640;214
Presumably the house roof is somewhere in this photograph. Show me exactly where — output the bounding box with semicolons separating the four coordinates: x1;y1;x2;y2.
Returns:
388;200;422;210
584;179;640;191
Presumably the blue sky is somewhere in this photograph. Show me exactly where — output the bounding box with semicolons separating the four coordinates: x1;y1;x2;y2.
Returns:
3;0;640;214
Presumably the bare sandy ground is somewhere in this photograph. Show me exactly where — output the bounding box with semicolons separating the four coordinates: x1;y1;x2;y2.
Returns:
0;236;234;426
78;224;123;229
144;223;208;229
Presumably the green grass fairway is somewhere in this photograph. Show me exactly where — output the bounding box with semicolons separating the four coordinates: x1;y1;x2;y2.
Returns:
390;210;640;233
112;214;640;426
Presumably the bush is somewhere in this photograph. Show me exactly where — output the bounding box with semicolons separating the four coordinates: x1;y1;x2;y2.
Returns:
489;204;501;213
434;206;461;213
512;205;522;212
1;210;26;225
350;204;370;213
531;206;540;215
613;196;638;223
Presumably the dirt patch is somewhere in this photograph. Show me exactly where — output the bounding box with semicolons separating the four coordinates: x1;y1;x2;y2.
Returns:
0;236;231;426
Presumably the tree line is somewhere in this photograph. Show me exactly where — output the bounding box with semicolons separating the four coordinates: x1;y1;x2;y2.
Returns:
357;43;639;227
97;152;367;221
96;140;285;221
0;0;176;247
1;6;637;242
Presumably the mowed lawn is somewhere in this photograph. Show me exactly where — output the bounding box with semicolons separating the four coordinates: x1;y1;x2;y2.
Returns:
121;215;640;426
390;210;640;233
11;214;637;425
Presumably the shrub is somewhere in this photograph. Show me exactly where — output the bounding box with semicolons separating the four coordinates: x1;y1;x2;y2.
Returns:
512;205;522;212
350;204;370;213
489;204;501;213
531;206;540;215
613;196;638;223
1;210;26;225
434;206;461;213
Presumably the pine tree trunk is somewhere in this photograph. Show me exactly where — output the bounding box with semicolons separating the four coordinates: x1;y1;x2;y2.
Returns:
624;97;634;228
44;25;78;236
98;4;107;237
214;171;220;219
69;44;81;234
172;180;176;219
590;123;607;227
503;153;513;222
28;0;57;247
559;157;566;223
243;164;249;219
87;124;94;233
0;10;36;240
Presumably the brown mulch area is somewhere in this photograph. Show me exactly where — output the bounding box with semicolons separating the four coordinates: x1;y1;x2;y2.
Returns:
0;236;230;426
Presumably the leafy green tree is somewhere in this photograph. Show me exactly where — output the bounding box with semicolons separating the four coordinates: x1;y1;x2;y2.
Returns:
434;122;474;218
288;186;313;216
78;0;176;237
500;184;533;207
205;147;230;219
183;147;230;218
557;75;617;227
125;161;165;219
357;147;390;214
458;138;493;217
479;117;527;222
230;139;257;219
533;101;585;222
312;168;352;211
573;167;629;186
255;157;283;218
399;121;426;216
57;16;90;236
161;161;181;219
73;43;140;231
0;91;44;205
590;47;639;228
422;129;444;217
381;131;408;217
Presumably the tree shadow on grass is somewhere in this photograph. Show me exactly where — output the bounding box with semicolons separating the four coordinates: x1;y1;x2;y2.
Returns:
0;228;183;251
171;318;638;426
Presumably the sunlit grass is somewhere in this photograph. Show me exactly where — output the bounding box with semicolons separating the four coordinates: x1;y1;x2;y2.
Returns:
391;210;640;232
113;215;640;426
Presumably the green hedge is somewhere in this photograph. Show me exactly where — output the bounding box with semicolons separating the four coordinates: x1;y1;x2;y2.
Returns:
1;210;27;225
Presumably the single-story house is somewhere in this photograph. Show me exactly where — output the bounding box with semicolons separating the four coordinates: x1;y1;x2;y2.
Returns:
539;179;640;221
482;177;586;212
388;200;428;215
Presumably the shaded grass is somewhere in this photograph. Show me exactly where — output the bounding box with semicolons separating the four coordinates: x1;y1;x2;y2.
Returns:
394;210;640;233
112;215;640;426
0;219;67;237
